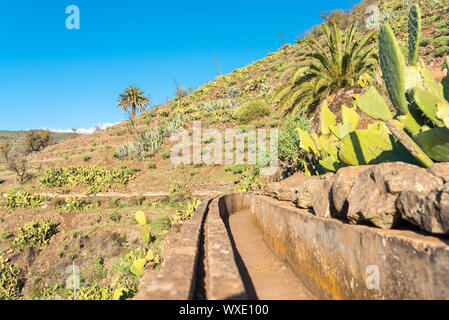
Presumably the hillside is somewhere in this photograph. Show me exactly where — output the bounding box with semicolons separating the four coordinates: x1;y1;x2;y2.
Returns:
0;130;79;162
0;0;448;300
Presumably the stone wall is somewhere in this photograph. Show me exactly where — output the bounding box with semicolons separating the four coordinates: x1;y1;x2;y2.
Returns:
264;162;449;235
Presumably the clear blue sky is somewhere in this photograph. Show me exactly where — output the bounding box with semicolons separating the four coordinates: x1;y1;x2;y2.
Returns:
0;0;358;132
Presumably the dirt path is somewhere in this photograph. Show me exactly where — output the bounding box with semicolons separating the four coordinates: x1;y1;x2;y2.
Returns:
228;209;315;300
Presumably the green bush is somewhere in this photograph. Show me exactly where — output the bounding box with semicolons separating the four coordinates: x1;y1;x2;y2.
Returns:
40;165;137;195
146;161;156;169
12;220;58;251
1;190;47;210
149;214;172;233
237;100;271;124
161;151;171;159
0;256;24;300
432;36;449;47
82;155;91;162
108;210;122;222
278;114;310;168
224;163;252;175
420;37;432;46
435;46;449;57
59;197;98;212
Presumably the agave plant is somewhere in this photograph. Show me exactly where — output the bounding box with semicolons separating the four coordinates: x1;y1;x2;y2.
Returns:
117;85;150;118
273;22;378;117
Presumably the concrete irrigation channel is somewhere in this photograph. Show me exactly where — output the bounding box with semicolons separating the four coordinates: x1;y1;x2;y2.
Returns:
135;193;449;300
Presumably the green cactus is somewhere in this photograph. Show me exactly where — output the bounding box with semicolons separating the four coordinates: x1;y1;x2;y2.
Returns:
379;24;408;115
129;210;159;277
356;87;392;120
320;102;336;135
414;128;449;162
436;102;449;129
408;4;421;67
443;58;449;102
355;4;449;166
412;87;444;127
341;105;360;131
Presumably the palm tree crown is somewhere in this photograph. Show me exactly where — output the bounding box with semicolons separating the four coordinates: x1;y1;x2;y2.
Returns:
118;85;150;118
273;22;378;117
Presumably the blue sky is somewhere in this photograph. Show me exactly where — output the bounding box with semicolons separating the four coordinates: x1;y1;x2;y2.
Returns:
0;0;357;132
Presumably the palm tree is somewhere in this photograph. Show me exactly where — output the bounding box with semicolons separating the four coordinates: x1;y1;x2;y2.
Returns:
273;22;378;117
118;85;150;118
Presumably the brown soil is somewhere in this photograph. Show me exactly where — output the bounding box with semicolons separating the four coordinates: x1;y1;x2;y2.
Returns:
228;209;315;300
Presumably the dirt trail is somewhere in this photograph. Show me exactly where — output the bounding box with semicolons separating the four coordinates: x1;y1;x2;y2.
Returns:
228;209;315;300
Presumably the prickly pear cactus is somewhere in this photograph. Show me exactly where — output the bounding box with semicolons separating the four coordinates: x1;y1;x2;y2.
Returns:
338;125;418;166
415;128;449;162
436;103;449;129
356;87;392;120
408;4;421;67
443;58;449;102
379;24;408;115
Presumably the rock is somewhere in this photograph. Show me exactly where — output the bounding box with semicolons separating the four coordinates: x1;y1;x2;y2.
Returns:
295;176;321;209
347;162;442;229
264;173;320;209
311;173;336;218
428;162;449;183
331;165;373;217
264;173;305;202
397;183;449;235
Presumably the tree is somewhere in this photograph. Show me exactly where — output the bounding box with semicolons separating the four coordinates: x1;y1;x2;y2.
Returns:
273;22;378;116
23;130;53;154
0;143;12;161
117;85;150;118
6;159;31;184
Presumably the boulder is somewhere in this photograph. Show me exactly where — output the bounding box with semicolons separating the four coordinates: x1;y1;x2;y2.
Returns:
311;173;336;218
427;162;449;183
264;173;320;209
347;162;442;229
331;165;372;217
264;173;304;202
397;183;449;235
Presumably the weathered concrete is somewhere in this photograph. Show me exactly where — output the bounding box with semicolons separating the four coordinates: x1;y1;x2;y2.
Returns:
206;197;247;300
249;195;449;300
134;200;210;300
138;193;449;300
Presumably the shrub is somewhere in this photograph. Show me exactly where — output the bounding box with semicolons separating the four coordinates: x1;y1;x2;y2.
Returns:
237;100;271;124
161;151;171;159
40;165;137;195
23;130;53;154
149;214;172;233
278;114;310;169
130;196;145;206
6;159;31;184
108;210;122;222
420;37;432;46
1;190;47;210
435;46;449;57
432;36;449;47
12;220;58;251
146;161;156;169
224;163;252;175
59;197;97;212
0;143;12;161
0;256;24;300
82;155;91;162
